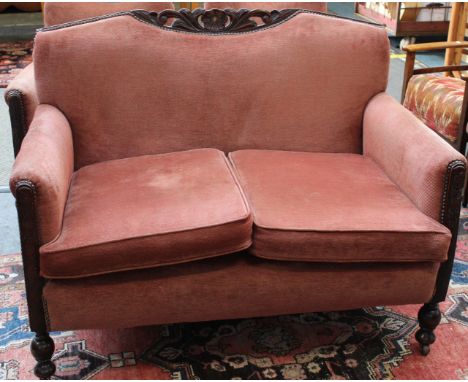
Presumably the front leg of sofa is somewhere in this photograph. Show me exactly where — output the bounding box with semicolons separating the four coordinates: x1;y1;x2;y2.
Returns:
4;63;38;156
10;104;73;379
363;93;466;355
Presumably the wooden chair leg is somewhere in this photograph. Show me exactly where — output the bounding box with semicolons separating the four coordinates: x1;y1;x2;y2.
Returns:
415;303;441;355
31;333;55;379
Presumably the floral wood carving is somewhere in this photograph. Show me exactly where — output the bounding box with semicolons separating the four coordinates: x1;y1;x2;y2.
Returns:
131;8;299;33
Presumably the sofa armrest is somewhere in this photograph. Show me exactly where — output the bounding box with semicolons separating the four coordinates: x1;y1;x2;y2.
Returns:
363;93;466;223
10;104;74;245
4;63;38;156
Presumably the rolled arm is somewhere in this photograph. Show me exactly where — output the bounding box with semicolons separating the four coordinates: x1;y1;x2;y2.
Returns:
363;93;466;222
4;63;38;155
10;104;74;245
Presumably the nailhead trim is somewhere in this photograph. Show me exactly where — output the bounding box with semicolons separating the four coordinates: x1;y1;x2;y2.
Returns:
440;159;466;224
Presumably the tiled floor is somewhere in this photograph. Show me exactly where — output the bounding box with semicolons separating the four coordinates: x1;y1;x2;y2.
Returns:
0;87;19;254
0;192;19;254
0;88;14;189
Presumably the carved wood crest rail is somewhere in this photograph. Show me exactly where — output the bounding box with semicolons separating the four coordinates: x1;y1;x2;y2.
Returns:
40;8;383;34
131;8;300;33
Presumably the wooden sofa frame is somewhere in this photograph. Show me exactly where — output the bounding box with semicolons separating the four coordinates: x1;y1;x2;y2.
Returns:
5;9;467;379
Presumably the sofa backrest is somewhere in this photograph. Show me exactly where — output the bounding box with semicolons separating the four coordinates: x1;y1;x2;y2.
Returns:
34;10;389;169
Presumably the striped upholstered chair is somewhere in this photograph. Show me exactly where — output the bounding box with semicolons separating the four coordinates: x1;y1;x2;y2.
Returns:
401;41;468;205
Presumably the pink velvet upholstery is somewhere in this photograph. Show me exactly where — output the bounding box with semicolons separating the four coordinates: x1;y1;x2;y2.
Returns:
34;12;389;169
230;150;451;263
204;2;327;12
43;2;174;26
43;254;440;330
364;93;466;222
40;149;252;279
10;105;73;244
5;64;37;130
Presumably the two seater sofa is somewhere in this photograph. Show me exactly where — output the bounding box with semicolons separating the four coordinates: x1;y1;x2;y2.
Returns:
6;8;466;379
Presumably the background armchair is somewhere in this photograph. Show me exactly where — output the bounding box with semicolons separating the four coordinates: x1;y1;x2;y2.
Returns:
402;41;468;153
401;41;468;206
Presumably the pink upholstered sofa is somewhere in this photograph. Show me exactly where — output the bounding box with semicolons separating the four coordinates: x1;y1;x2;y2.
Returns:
6;8;466;379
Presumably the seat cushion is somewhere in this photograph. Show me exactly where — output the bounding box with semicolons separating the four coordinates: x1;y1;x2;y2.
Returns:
40;149;252;278
404;73;465;142
229;150;451;263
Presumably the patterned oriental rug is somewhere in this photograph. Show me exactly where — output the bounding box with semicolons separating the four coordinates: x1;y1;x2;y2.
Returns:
1;209;468;380
0;41;33;88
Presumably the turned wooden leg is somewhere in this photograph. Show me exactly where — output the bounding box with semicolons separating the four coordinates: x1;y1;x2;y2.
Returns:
415;303;441;356
31;333;55;379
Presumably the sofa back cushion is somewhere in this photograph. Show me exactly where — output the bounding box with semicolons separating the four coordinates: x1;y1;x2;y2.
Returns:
34;11;389;169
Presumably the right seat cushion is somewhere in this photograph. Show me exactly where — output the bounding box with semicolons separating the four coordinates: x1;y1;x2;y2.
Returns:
229;150;451;263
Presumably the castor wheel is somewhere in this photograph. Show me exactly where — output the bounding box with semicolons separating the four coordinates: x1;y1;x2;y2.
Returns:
415;328;435;356
34;361;56;380
420;344;430;356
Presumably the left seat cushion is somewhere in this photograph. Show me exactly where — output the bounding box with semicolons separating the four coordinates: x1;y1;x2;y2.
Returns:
40;149;252;278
